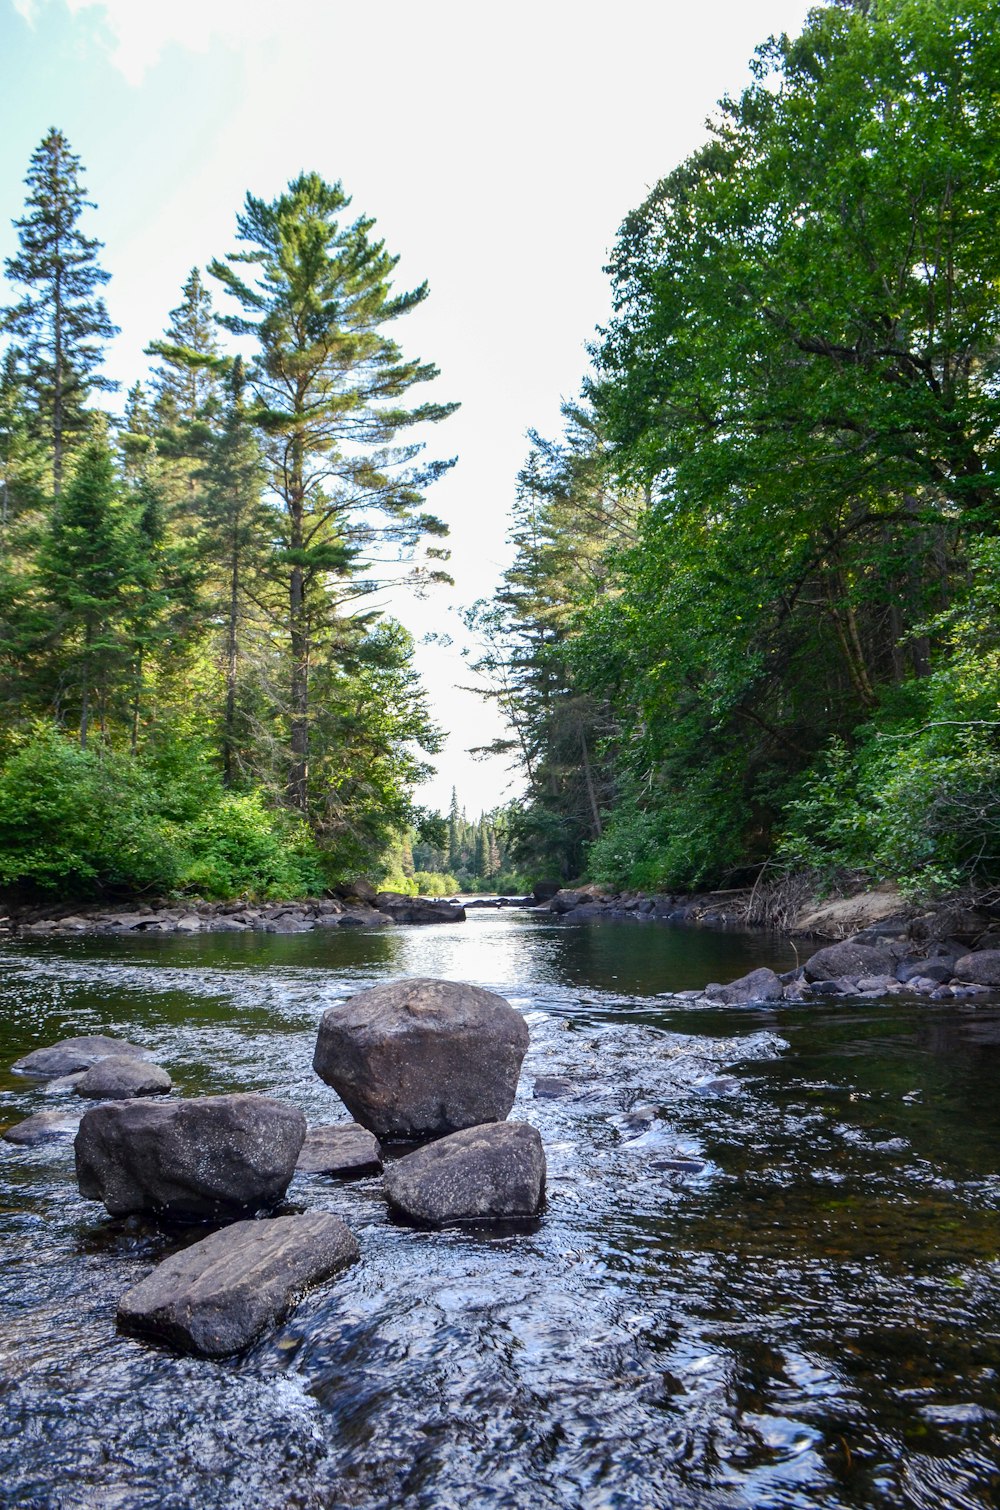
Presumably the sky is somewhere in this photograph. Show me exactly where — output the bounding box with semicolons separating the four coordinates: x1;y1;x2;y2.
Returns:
0;0;816;816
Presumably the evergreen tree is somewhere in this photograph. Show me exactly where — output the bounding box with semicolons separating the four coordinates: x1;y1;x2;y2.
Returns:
37;422;147;745
2;129;118;494
209;172;456;812
199;357;269;786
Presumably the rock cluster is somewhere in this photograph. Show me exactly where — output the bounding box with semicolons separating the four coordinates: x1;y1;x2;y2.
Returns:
7;887;465;939
682;908;1000;1005
5;974;541;1357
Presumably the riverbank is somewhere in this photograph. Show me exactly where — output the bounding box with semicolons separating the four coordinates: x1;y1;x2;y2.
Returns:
0;885;466;937
539;881;1000;1004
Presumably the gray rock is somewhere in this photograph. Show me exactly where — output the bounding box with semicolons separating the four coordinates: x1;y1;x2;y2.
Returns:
716;966;784;1003
75;1056;172;1100
384;1122;545;1226
532;1076;580;1099
854;974;900;994
337;908;394;928
803;940;897;983
953;949;1000;986
897;957;954;985
75;1093;306;1219
11;1035;147;1080
558;902;608;922
296;1123;382;1177
334;878;378;904
3;1107;82;1145
117;1212;359;1357
375;893;466;925
313;977;529;1140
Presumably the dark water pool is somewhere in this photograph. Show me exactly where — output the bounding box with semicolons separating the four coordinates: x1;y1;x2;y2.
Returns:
1;913;999;1509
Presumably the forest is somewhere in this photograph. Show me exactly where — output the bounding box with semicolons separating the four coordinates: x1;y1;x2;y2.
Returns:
479;0;1000;901
0;144;490;898
2;0;998;908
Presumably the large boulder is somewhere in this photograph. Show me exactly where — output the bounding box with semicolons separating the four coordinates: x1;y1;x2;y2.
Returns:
375;893;466;925
313;977;529;1140
11;1035;146;1080
384;1122;546;1226
803;939;898;983
117;1213;359;1357
75;1056;172;1100
705;966;784;1004
75;1093;306;1219
952;949;1000;987
295;1123;382;1177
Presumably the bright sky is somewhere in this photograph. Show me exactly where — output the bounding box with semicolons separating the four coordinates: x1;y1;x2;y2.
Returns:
1;0;815;817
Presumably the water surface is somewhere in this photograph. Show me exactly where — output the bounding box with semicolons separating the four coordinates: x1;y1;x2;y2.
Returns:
1;913;998;1509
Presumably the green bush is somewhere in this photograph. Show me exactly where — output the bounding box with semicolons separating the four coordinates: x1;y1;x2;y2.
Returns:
588;765;752;892
0;730;181;896
411;870;459;896
179;791;325;899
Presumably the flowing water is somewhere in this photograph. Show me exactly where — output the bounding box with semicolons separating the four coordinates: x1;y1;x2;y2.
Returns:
1;912;1000;1510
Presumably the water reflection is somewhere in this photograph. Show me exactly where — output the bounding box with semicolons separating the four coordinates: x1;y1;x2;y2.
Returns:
1;914;999;1508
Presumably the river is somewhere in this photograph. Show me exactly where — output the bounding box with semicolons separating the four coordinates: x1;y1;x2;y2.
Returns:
1;911;999;1509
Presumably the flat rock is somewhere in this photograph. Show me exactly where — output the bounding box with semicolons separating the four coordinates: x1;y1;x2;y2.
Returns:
11;1035;147;1080
117;1212;359;1357
953;949;1000;987
75;1056;172;1100
803;940;898;983
2;1107;83;1145
296;1123;382;1177
313;977;529;1140
709;966;784;1004
384;1121;545;1226
75;1093;306;1219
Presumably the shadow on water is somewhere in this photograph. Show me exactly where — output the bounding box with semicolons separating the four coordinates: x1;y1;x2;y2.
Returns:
1;912;999;1508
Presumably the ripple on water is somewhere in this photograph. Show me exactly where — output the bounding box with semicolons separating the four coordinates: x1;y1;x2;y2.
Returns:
2;921;1000;1508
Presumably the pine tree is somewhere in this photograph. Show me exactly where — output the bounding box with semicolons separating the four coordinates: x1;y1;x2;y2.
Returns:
447;786;462;874
38;421;147;745
200;357;269;786
209;172;456;811
2;129;118;494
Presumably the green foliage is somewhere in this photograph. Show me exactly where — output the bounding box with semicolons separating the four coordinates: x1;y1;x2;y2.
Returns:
179;791;324;899
0;729;179;895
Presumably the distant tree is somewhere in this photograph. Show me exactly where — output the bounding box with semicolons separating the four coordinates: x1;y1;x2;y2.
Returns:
2;128;118;494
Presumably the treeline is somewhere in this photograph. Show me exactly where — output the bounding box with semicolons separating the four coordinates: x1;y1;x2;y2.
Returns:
0;130;456;898
481;0;1000;899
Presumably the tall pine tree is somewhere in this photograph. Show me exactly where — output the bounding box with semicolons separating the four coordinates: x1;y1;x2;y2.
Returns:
2;129;118;494
209;172;456;812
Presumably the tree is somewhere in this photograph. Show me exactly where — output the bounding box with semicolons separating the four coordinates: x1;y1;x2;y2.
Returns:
208;171;456;812
2;129;118;494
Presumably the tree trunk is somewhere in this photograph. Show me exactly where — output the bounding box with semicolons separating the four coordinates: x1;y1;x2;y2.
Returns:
580;727;603;838
222;528;240;787
288;560;309;811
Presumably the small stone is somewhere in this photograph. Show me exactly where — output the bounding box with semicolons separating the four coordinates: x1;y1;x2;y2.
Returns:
75;1056;172;1100
117;1213;359;1357
296;1123;382;1177
2;1108;83;1145
532;1076;580;1099
11;1035;147;1080
384;1121;546;1226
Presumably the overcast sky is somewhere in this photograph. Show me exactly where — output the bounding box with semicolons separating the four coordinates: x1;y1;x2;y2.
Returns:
1;0;816;815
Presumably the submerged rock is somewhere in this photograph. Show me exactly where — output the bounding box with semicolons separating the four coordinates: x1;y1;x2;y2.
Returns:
313;977;529;1140
384;1122;546;1226
75;1093;306;1219
2;1107;83;1145
532;1076;580;1099
117;1212;359;1357
295;1123;383;1177
11;1035;147;1081
75;1057;172;1100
